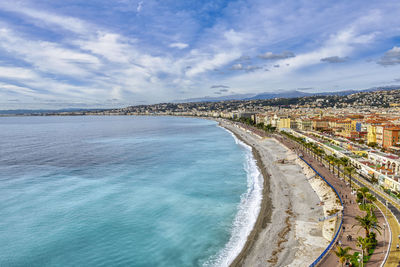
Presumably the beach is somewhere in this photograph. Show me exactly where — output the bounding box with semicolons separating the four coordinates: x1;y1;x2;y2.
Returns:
218;120;330;266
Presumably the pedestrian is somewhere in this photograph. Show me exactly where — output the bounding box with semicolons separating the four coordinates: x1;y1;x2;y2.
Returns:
343;226;346;232
397;243;399;250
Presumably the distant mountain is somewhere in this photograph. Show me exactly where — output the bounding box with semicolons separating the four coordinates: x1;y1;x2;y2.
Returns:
175;85;400;103
173;93;256;103
244;90;311;100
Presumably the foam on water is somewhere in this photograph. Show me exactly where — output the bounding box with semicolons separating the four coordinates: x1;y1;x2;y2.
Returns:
205;127;263;267
0;116;261;267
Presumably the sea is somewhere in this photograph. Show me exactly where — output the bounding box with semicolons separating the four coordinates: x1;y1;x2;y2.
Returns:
0;116;262;267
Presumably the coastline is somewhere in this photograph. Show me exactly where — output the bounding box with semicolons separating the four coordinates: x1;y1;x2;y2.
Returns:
216;119;328;266
223;125;273;267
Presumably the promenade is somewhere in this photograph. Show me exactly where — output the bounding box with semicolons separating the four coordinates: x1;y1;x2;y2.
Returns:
227;121;396;266
348;170;400;267
219;120;328;266
277;135;389;267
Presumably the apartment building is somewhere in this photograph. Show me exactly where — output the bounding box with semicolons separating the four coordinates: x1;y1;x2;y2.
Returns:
383;127;400;149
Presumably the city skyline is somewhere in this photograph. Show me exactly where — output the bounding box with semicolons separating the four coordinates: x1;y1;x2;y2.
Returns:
1;0;400;109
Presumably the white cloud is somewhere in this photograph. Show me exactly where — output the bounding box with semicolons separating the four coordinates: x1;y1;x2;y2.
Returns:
0;2;90;35
0;66;39;80
0;28;101;77
0;82;36;95
230;63;243;70
137;1;143;13
0;1;400;107
75;32;135;63
186;51;241;77
169;42;189;49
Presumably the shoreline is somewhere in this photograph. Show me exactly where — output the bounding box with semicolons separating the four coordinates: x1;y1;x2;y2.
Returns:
222;124;272;267
217;119;328;266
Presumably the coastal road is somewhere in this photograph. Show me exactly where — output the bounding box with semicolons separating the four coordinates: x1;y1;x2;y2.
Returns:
345;172;400;266
225;122;395;266
327;162;400;266
296;129;400;265
277;135;389;267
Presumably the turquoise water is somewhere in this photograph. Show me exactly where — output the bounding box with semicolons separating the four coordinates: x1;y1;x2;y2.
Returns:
0;116;262;267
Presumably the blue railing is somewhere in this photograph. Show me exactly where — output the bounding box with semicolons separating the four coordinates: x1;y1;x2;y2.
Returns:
299;157;344;267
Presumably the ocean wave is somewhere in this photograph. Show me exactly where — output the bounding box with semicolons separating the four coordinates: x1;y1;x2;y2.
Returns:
205;126;263;267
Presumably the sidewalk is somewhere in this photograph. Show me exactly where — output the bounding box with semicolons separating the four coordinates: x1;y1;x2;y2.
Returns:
278;136;388;267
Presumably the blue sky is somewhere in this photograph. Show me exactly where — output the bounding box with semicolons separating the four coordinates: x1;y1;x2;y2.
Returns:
1;0;400;109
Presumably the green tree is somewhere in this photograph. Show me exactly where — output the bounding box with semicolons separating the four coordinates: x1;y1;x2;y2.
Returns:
357;187;370;205
334;246;352;267
353;214;382;237
344;166;356;189
367;142;377;148
356;236;374;255
334;157;342;177
326;155;335;172
340;157;349;167
370;173;379;185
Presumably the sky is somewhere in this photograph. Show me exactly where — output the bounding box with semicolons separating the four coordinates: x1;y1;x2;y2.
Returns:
1;0;400;109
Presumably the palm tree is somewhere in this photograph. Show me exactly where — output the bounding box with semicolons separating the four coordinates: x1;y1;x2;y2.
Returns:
334;158;342;177
353;214;382;237
365;192;376;203
363;203;377;217
334;246;352;267
357;187;369;205
340;157;349;167
326;155;334;172
337;159;344;177
344;166;356;189
356;236;374;255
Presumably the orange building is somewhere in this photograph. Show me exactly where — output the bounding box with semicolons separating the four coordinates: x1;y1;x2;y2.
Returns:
383;127;400;148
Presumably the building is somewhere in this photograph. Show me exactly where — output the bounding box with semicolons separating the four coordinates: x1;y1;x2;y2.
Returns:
367;125;377;144
376;125;385;146
296;118;312;131
238;112;256;120
312;118;329;131
383;127;400;149
277;117;291;130
255;113;266;125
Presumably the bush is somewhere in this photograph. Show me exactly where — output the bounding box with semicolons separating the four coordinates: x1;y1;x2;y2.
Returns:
356;192;363;203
